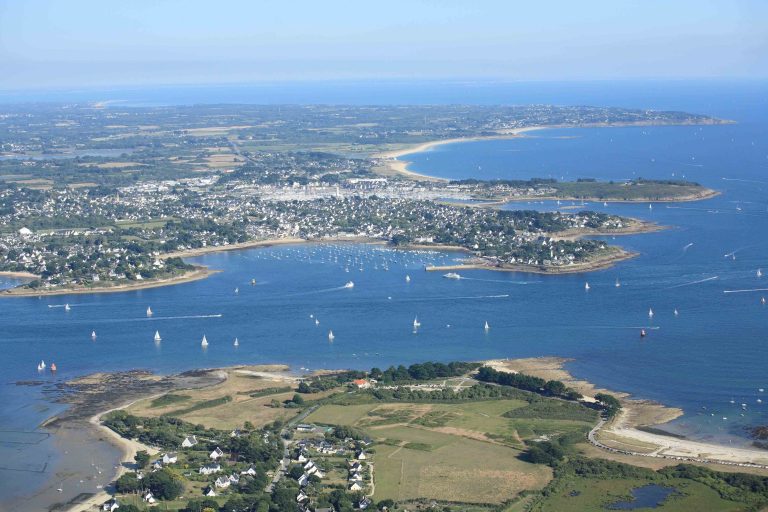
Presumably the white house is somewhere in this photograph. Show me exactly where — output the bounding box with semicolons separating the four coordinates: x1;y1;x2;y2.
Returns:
349;481;363;491
355;450;367;460
295;452;308;463
210;447;225;460
181;435;198;448
240;467;257;476
297;491;309;502
215;476;231;488
18;227;33;237
204;487;216;497
143;491;156;505
102;499;120;512
297;473;309;487
228;474;240;485
162;453;178;464
199;463;221;475
303;460;315;472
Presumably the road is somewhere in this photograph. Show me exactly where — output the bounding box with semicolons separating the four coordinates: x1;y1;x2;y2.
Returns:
265;404;320;493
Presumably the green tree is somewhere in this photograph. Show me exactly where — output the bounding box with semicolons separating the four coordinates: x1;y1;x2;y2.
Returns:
134;450;150;469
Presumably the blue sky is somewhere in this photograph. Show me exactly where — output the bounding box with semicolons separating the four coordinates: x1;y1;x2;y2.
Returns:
1;0;766;88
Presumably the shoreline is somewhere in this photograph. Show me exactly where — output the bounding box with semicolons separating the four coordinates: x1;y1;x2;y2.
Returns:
426;247;639;275
0;265;219;298
373;126;544;181
485;357;768;471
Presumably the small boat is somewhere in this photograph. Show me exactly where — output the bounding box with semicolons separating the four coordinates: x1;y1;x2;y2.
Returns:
328;330;335;341
64;304;71;312
234;287;239;294
640;329;647;338
146;306;153;317
251;279;257;285
37;360;46;371
762;297;766;305
758;269;763;278
648;308;654;318
201;335;208;347
405;275;411;283
584;282;590;291
154;330;162;342
413;316;421;328
674;308;679;316
443;272;461;280
50;363;57;372
615;278;621;288
603;202;608;207
484;321;490;331
91;330;97;340
233;338;239;347
648;204;653;210
315;318;320;326
344;281;355;289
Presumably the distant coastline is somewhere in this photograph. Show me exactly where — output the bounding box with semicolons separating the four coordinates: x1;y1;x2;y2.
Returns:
373;119;732;184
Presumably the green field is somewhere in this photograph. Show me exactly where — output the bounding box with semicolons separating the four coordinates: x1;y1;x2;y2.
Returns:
305;397;599;505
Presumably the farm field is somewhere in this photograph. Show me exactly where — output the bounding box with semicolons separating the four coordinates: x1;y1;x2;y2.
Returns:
305;397;598;504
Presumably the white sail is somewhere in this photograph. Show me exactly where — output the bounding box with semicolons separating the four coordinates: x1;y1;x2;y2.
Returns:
413;316;421;328
233;337;239;347
585;282;590;290
615;278;621;288
758;269;763;278
344;281;355;289
484;321;490;330
315;318;320;326
648;308;654;318
201;335;208;347
64;304;70;311
405;275;411;283
146;306;153;317
328;330;335;341
91;330;97;339
154;330;162;342
674;309;679;316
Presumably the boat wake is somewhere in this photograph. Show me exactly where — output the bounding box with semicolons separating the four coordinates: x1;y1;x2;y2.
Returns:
457;277;538;285
665;276;719;289
723;288;768;294
395;294;510;302
146;314;223;320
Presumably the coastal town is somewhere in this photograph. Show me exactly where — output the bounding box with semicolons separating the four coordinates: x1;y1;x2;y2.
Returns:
0;102;722;294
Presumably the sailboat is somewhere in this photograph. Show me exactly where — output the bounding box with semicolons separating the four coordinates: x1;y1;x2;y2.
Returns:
674;308;679;316
328;330;335;341
758;269;763;278
344;281;355;289
615;278;621;288
154;330;162;342
64;303;70;312
37;360;45;371
484;321;490;331
405;275;411;283
201;335;208;347
584;282;590;291
648;308;654;318
413;316;421;328
50;363;57;372
315;318;320;326
91;330;97;340
762;297;766;305
251;279;257;285
233;338;239;347
146;306;153;317
640;329;647;338
234;287;239;294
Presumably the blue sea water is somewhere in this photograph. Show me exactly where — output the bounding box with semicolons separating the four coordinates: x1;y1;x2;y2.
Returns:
0;79;767;508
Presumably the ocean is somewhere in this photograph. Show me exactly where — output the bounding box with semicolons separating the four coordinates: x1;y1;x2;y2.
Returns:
0;79;766;509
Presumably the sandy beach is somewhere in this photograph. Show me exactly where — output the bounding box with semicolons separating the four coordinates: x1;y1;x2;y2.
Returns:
373;126;544;181
486;357;768;472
